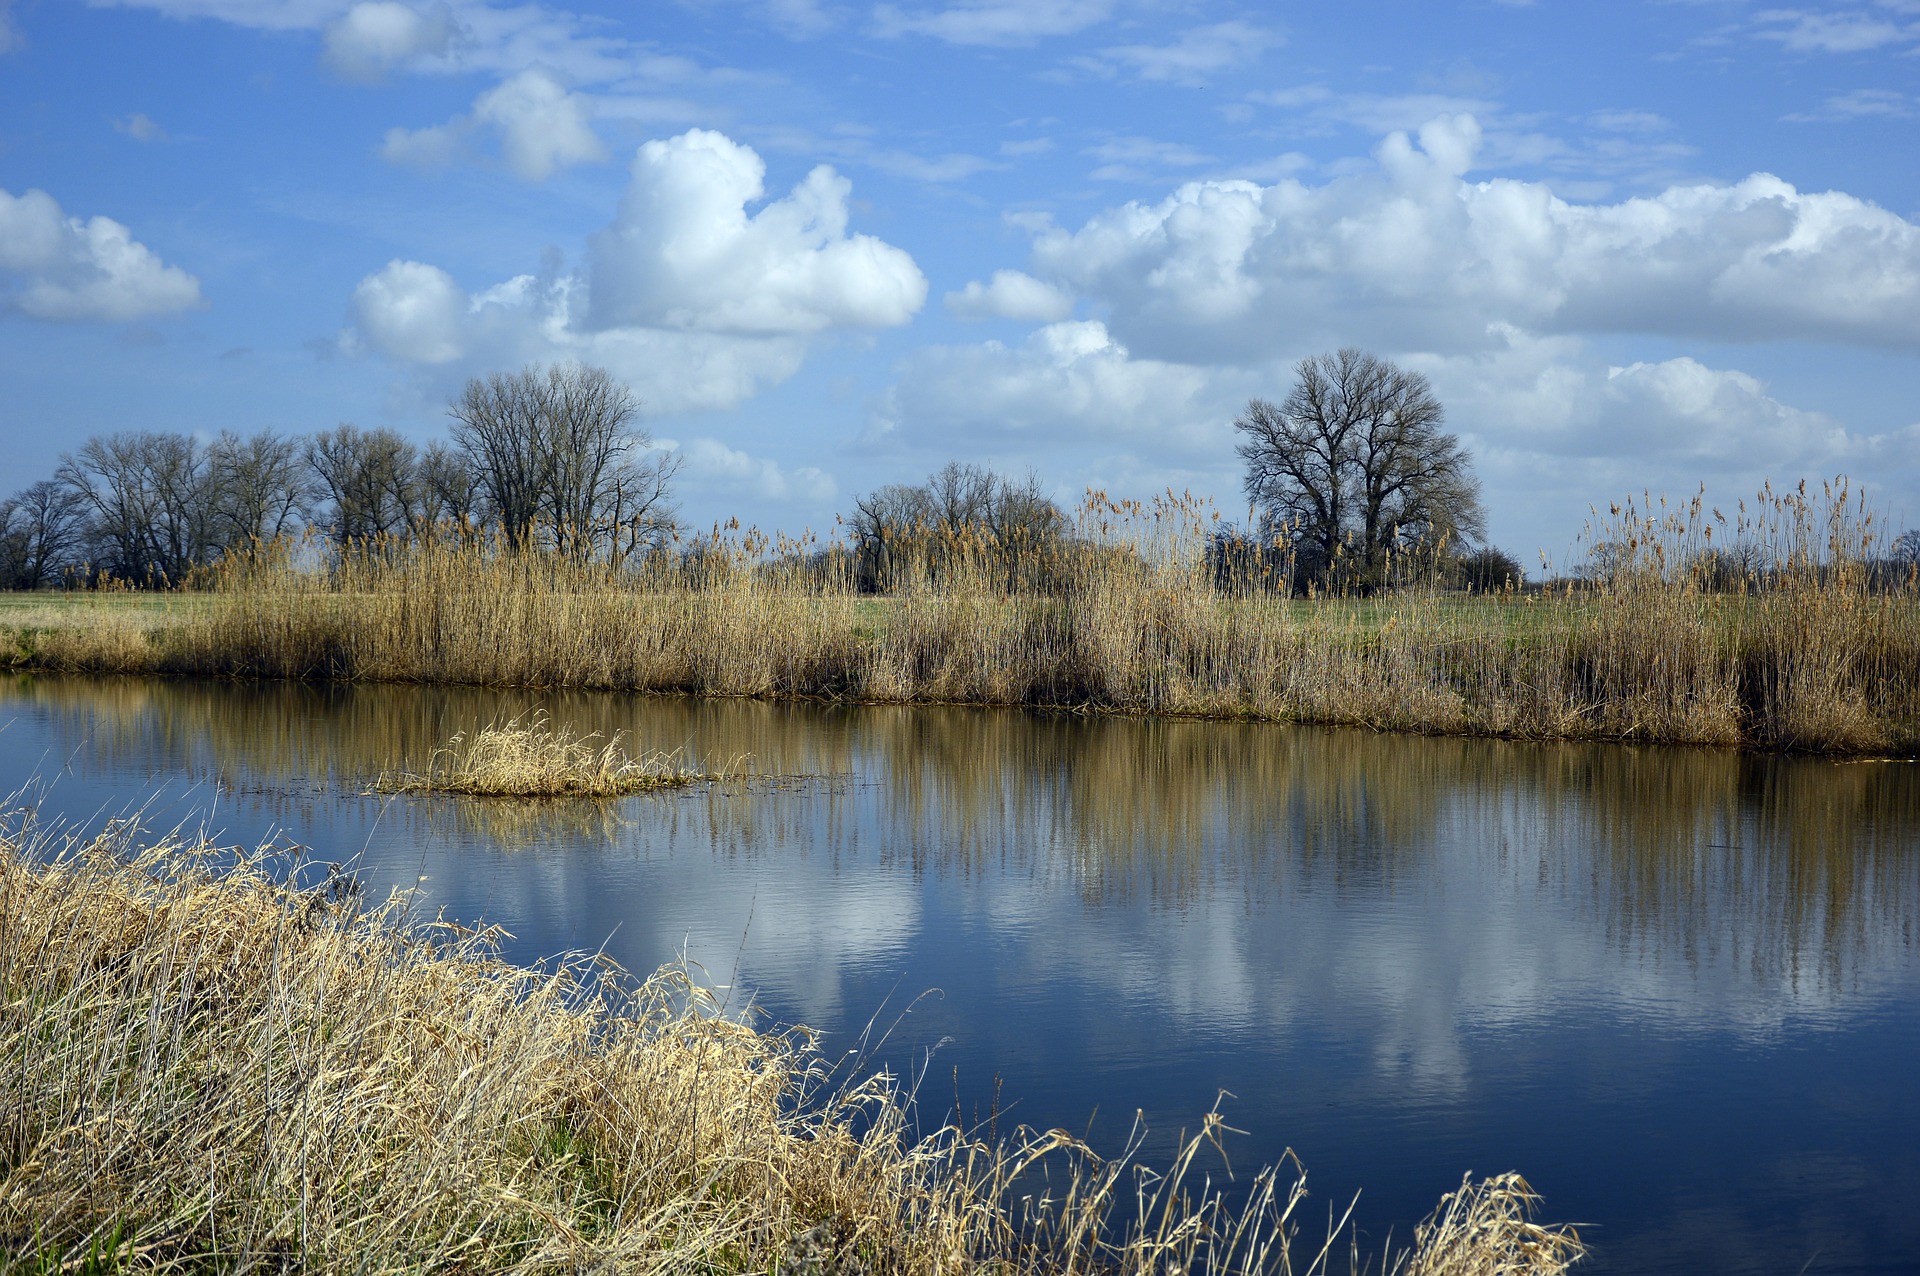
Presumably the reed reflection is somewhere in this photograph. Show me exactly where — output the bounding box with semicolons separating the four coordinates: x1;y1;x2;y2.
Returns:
3;672;1916;1011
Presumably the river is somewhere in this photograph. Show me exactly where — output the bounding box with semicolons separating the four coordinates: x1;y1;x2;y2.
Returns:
2;673;1915;1273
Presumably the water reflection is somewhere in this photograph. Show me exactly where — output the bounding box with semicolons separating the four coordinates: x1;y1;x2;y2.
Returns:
12;673;1914;995
2;673;1917;1275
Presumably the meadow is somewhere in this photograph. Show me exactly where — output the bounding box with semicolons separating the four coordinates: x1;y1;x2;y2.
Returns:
2;480;1912;755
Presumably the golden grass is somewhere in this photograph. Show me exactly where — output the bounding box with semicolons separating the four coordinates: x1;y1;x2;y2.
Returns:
4;478;1911;754
371;713;717;797
0;815;1584;1275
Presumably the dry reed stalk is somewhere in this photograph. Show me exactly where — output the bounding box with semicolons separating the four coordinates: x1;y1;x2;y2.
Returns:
4;478;1911;755
0;815;1582;1275
371;712;718;797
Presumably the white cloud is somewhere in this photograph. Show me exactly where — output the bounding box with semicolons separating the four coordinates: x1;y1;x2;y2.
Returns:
99;0;699;89
1000;137;1054;157
1430;336;1860;468
882;320;1231;449
348;128;923;414
1013;114;1920;363
585;128;927;334
1248;85;1333;110
380;119;465;168
1754;8;1919;53
0;0;21;52
871;0;1112;45
1588;109;1673;134
322;2;456;79
0;187;204;322
674;438;838;503
382;68;604;180
1392;328;1920;556
473;68;606;179
1084;20;1279;85
350;262;814;412
1084;135;1213;182
859;149;996;183
945;269;1074;321
760;0;843;37
90;0;350;30
113;113;168;142
1784;88;1914;121
350;259;467;362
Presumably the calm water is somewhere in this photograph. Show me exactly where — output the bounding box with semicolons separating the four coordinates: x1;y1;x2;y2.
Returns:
3;673;1917;1274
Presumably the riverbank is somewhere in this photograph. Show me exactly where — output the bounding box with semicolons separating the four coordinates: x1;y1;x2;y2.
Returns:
3;528;1914;755
0;814;1582;1274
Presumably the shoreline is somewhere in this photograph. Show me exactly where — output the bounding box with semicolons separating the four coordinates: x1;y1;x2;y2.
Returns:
4;573;1916;757
0;813;1584;1274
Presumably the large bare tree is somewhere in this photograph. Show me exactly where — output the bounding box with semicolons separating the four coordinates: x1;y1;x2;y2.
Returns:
56;431;223;586
305;424;420;546
211;429;311;549
447;362;678;558
0;480;87;589
1235;348;1484;590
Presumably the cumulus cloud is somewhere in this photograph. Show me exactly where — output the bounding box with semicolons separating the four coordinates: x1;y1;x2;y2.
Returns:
945;269;1073;321
1426;334;1863;470
473;68;606;179
882;320;1231;449
1008;114;1920;363
322;1;456;80
585;128;926;333
349;260;813;412
350;259;467;362
380;119;465;168
0;187;204;322
348;128;923;414
383;68;604;179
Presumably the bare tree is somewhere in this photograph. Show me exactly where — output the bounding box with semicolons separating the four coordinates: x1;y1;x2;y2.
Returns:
211;429;311;549
414;441;481;537
1236;349;1484;591
846;462;1066;592
447;362;676;558
847;483;933;591
56;432;223;585
305;425;420;546
1894;528;1920;567
0;480;87;589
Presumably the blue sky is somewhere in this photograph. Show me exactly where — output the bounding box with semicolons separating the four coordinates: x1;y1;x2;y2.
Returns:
2;0;1917;566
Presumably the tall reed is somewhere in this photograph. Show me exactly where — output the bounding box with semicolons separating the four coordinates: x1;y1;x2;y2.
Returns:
5;479;1913;754
0;815;1582;1274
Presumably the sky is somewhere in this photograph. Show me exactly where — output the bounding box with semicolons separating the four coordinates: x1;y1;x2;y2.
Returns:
1;0;1918;569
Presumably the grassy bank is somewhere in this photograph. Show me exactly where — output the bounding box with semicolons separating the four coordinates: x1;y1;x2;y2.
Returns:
0;816;1582;1274
3;482;1914;754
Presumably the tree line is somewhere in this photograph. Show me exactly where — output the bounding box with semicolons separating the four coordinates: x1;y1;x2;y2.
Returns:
0;363;680;589
4;348;1529;595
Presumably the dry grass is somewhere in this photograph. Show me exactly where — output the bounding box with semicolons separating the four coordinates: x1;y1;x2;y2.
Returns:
371;713;718;797
0;815;1583;1275
4;478;1911;754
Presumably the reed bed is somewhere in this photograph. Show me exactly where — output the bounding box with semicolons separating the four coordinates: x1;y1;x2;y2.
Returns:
5;480;1913;755
371;713;715;797
0;814;1583;1274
